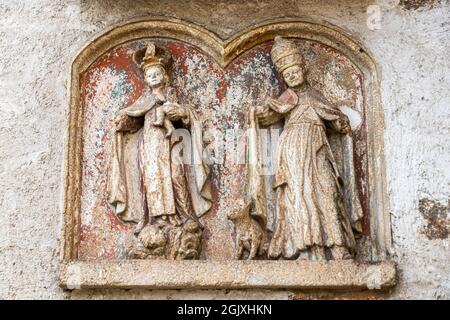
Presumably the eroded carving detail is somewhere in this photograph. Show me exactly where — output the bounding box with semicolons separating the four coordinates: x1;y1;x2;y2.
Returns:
227;198;268;260
107;42;211;260
61;17;396;289
230;36;364;261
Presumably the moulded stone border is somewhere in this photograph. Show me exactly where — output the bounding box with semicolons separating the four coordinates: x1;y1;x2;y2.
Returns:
60;260;396;290
61;17;394;289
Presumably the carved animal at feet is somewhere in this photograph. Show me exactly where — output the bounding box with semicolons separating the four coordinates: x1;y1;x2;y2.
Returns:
177;219;203;260
138;225;167;256
227;198;267;260
128;225;167;259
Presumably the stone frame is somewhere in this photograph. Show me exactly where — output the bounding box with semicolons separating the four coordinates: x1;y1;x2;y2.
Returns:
60;17;395;290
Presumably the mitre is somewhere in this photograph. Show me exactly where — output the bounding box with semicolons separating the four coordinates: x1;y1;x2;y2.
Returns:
270;36;304;73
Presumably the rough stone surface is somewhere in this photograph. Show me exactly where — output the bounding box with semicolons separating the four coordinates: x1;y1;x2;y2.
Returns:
77;37;369;262
59;260;396;290
419;198;449;240
0;0;449;299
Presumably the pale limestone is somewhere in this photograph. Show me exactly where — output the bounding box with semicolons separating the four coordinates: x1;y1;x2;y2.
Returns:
59;260;396;290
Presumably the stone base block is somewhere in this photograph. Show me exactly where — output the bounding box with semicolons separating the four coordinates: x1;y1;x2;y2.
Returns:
59;260;396;290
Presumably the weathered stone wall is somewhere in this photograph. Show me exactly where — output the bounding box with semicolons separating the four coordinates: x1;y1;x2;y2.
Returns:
0;0;448;299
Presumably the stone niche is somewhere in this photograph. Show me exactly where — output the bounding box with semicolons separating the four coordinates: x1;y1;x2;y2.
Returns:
60;18;396;290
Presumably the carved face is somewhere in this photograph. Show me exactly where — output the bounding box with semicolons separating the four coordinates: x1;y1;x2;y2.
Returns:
282;65;304;87
144;66;167;88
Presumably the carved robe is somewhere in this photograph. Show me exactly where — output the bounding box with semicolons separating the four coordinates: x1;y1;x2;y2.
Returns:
107;86;211;224
255;84;363;259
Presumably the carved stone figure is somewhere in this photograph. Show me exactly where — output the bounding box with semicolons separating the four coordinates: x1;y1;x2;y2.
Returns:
232;36;364;261
227;198;268;260
107;42;211;259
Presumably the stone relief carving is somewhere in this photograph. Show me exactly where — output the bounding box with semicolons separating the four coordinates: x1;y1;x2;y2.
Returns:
106;38;365;262
61;18;395;289
107;42;211;260
229;37;364;261
227;198;268;260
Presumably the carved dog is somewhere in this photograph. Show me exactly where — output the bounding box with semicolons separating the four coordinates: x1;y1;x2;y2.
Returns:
227;198;267;260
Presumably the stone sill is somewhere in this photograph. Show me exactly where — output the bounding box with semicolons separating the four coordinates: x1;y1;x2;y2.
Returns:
59;260;396;290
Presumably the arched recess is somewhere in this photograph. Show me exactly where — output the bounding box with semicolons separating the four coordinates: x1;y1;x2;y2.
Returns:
62;17;391;262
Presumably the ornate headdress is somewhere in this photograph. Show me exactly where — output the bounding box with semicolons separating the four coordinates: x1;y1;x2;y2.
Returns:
133;42;171;71
270;36;304;73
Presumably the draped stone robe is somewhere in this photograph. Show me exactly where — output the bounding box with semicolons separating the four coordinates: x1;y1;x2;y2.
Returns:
107;86;211;225
255;84;363;259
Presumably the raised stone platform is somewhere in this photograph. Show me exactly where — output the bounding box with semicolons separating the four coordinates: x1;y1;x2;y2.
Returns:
59;260;396;290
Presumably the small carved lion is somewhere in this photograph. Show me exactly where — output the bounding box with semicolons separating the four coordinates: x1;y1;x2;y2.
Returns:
227;198;267;260
138;225;167;251
128;225;167;259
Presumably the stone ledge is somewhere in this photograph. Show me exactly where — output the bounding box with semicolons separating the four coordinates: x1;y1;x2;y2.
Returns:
59;260;396;290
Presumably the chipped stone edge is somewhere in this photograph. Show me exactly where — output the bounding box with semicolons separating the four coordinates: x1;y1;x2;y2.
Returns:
59;260;396;290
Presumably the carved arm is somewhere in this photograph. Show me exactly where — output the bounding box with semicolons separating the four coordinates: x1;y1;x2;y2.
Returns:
254;103;283;127
312;93;352;135
114;109;144;133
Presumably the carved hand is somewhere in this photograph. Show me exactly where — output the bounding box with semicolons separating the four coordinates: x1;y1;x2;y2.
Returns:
164;102;188;121
254;104;270;118
114;110;131;129
114;110;124;123
254;103;284;127
113;109;145;132
338;115;352;135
